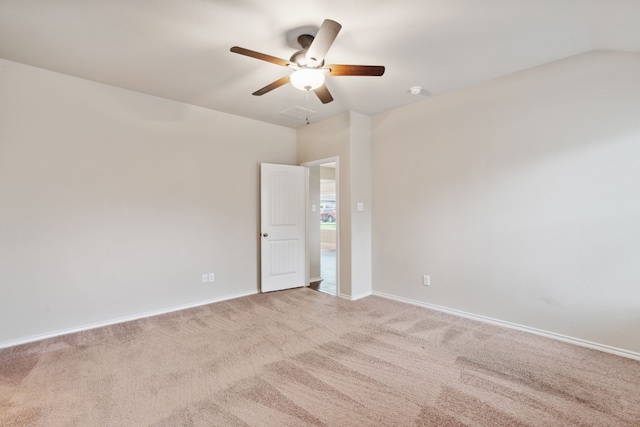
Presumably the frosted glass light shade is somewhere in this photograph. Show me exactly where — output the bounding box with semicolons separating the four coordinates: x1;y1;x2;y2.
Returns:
290;69;325;91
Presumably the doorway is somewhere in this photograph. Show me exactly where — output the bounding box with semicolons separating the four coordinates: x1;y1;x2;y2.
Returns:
303;158;339;296
318;162;337;295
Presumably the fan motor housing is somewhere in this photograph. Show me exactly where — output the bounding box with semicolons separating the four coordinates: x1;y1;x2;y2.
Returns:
290;35;324;68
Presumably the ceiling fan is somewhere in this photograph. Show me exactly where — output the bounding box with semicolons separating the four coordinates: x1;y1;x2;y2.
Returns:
230;19;385;104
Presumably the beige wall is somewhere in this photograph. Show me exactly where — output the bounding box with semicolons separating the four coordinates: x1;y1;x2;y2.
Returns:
372;51;640;355
349;113;373;298
0;59;296;346
320;167;335;180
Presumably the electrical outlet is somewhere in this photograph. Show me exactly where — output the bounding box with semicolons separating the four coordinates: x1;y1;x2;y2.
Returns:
423;275;431;286
202;274;208;283
208;273;215;283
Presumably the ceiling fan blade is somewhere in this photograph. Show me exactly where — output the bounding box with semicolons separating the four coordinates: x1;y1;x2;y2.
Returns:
306;19;342;65
252;76;291;96
313;84;334;104
230;46;292;67
326;64;385;76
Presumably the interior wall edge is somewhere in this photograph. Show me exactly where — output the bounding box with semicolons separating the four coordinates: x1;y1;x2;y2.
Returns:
373;291;640;362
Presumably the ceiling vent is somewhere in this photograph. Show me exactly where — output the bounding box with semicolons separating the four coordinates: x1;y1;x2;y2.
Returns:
278;105;317;121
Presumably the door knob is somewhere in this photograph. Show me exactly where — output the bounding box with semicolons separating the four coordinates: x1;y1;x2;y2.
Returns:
262;233;268;237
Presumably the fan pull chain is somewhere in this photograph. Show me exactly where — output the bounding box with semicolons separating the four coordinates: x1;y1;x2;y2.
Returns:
305;89;311;125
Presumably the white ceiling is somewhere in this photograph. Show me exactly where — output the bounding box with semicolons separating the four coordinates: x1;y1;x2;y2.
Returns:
1;0;639;129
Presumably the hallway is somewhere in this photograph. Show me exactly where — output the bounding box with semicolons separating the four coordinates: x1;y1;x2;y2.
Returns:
319;249;336;295
310;250;336;295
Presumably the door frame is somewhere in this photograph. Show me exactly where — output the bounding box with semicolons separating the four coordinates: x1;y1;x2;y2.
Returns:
301;157;340;296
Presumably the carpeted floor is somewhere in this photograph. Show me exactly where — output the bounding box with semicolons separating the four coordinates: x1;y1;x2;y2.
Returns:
1;288;639;426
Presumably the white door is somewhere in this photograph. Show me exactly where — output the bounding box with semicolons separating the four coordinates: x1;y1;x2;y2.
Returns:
260;163;306;292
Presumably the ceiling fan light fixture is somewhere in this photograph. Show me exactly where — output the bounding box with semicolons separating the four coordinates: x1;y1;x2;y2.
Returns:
230;19;383;104
290;68;325;91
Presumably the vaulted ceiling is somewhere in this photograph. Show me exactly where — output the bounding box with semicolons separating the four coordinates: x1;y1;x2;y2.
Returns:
1;0;639;128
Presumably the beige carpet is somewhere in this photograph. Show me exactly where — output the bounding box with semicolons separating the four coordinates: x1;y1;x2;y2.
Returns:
1;288;639;426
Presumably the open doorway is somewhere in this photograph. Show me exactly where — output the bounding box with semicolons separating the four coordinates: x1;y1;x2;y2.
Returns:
304;159;339;296
318;163;337;295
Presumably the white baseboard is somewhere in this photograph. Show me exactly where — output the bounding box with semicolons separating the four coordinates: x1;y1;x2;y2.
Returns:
0;290;258;350
373;291;640;362
7;289;637;362
338;291;372;301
